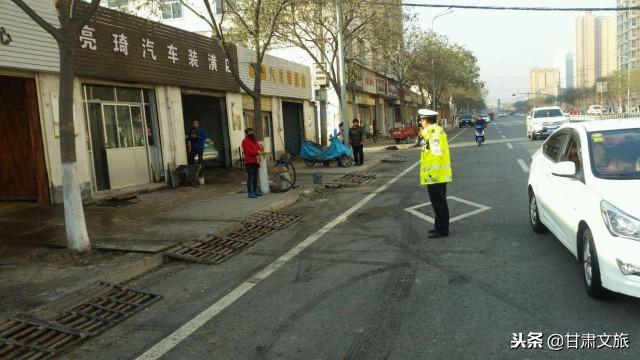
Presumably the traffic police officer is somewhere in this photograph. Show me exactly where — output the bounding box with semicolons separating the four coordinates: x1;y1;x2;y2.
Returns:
418;109;452;238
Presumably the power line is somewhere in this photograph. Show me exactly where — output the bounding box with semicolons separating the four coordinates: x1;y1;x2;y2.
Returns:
397;3;640;11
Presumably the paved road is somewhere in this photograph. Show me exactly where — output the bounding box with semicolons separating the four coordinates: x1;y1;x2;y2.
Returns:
68;116;640;359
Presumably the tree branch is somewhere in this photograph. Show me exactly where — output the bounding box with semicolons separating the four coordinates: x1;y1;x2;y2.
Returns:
72;0;101;27
11;0;61;41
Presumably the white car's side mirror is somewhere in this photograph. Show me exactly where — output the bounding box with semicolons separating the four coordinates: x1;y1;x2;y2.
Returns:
551;161;577;178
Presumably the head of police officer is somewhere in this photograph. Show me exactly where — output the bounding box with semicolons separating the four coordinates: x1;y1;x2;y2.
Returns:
418;109;438;128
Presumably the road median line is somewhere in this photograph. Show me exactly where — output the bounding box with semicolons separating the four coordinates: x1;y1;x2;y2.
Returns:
135;160;420;360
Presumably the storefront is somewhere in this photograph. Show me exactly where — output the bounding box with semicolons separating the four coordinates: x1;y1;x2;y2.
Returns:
237;47;313;158
359;68;377;137
0;1;59;203
72;2;239;191
82;85;163;190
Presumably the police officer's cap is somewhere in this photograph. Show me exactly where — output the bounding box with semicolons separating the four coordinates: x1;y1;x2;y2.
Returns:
417;109;438;118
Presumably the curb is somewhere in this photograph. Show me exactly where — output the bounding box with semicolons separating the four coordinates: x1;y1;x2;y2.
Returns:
28;252;164;319
259;191;301;212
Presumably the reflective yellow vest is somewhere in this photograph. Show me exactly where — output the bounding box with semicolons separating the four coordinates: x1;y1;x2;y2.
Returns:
420;125;452;185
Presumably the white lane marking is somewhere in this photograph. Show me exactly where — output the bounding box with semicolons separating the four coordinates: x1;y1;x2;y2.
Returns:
501;135;506;139
135;161;421;360
507;143;514;149
518;159;530;173
404;196;491;224
449;127;469;142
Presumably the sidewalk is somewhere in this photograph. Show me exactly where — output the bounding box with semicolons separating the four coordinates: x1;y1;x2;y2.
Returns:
0;168;301;320
0;141;414;321
294;139;413;182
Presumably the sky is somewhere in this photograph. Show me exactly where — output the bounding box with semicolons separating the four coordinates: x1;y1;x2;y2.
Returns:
410;0;616;104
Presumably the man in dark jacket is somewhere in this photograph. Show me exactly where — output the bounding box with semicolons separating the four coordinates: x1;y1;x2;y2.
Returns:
349;119;365;166
187;120;206;164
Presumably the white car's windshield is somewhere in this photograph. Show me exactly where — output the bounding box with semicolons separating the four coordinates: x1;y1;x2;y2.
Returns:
589;128;640;179
534;109;563;118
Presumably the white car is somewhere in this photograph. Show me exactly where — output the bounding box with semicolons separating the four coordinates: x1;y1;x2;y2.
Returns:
587;105;603;116
527;119;640;299
526;106;568;140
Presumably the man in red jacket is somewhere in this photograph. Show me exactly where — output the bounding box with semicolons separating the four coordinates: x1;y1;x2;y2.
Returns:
241;128;263;198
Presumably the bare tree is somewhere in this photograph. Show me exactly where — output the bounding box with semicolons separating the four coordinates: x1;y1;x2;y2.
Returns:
413;33;482;112
11;0;102;251
376;14;422;124
179;0;291;137
281;0;394;106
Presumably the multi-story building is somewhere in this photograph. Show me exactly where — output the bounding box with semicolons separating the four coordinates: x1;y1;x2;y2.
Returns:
529;68;561;98
576;12;597;88
599;16;618;77
618;0;640;71
566;52;575;88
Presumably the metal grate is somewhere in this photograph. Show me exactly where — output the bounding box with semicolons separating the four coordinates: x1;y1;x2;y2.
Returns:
165;212;302;265
0;318;83;360
328;171;377;187
223;222;277;244
49;282;161;337
165;235;247;264
243;211;301;229
382;152;408;163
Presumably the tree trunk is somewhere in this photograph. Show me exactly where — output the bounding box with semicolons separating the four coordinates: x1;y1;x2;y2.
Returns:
59;41;91;252
398;82;405;124
351;87;358;127
252;61;264;140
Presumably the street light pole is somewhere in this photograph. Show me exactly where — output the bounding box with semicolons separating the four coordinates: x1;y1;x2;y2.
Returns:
336;0;349;145
430;8;453;113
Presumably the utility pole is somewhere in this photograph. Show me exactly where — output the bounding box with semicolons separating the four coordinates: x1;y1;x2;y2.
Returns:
336;0;349;145
430;8;453;113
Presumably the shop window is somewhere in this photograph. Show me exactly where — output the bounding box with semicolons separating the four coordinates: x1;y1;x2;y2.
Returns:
162;0;183;19
104;106;120;148
116;106;134;148
116;87;142;103
244;111;272;139
131;107;146;147
86;85;115;101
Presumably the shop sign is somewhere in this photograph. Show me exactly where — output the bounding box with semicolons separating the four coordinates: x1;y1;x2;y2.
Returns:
0;26;12;45
73;0;240;92
237;46;312;99
387;81;399;99
362;68;376;94
376;77;386;95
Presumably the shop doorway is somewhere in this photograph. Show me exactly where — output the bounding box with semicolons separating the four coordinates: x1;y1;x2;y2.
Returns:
0;76;49;202
83;85;163;191
182;94;231;167
282;102;303;155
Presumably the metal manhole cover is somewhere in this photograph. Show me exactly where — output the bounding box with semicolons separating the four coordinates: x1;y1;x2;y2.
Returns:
0;318;83;360
223;223;277;244
166;235;247;264
243;211;301;229
328;171;377;187
49;282;161;337
382;153;408;163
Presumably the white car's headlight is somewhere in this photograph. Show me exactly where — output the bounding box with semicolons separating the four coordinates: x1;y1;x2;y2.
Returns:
601;201;640;240
532;122;543;130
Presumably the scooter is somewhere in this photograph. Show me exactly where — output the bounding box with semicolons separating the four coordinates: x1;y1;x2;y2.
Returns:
475;124;486;146
300;136;354;167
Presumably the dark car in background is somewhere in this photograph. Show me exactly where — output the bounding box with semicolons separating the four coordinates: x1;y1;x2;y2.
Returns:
458;114;474;127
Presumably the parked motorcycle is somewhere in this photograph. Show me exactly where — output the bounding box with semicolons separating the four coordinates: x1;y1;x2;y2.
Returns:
300;136;354;167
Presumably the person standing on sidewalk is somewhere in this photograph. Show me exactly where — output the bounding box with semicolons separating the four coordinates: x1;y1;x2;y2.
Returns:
418;109;452;238
349;119;365;166
187;119;206;164
241;128;263;199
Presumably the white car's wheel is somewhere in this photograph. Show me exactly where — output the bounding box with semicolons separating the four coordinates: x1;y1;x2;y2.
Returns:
581;228;608;299
529;191;547;233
